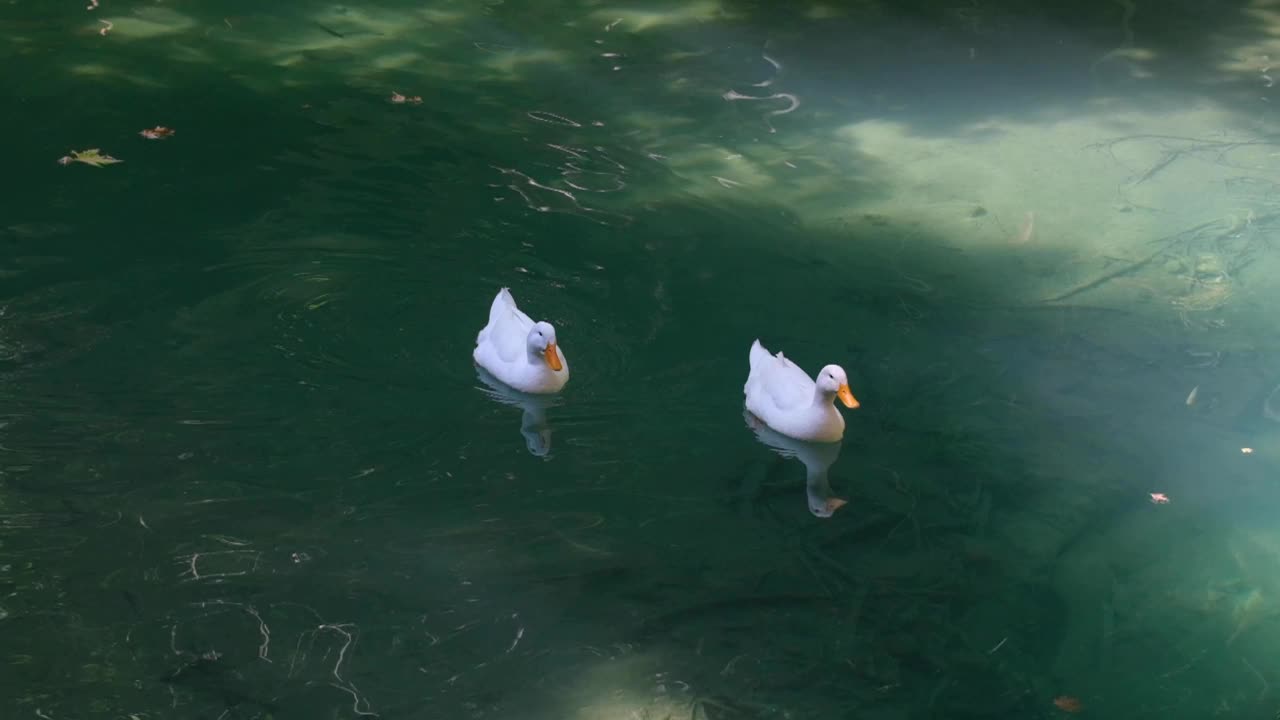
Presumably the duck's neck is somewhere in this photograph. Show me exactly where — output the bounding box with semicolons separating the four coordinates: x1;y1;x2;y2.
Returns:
812;387;835;408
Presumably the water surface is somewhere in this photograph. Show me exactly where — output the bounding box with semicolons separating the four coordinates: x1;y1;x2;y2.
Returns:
5;1;1280;718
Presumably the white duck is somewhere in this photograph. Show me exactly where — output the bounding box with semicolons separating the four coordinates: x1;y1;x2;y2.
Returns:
744;339;859;443
473;288;569;394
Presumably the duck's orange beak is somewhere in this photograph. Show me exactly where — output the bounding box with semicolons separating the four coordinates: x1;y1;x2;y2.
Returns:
837;383;859;409
544;343;563;372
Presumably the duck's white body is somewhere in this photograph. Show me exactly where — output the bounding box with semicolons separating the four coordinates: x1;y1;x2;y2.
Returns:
473;288;568;394
743;339;858;443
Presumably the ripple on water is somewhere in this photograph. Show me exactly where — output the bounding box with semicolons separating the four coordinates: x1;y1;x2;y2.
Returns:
186;235;413;375
487;109;637;226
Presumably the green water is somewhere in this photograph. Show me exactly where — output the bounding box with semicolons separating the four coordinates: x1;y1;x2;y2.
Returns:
6;1;1280;718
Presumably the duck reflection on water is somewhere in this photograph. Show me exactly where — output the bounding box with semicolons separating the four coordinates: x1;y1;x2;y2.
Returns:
475;365;558;457
744;409;847;518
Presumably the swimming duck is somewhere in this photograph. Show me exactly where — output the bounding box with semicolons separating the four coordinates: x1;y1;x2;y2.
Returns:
743;339;858;443
473;288;568;394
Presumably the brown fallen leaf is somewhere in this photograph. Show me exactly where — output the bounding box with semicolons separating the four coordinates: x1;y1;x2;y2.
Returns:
58;148;122;167
139;126;175;140
1053;695;1083;712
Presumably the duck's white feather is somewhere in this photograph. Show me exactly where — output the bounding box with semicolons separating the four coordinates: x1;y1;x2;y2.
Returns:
473;288;568;394
748;341;817;411
744;339;845;442
477;288;534;363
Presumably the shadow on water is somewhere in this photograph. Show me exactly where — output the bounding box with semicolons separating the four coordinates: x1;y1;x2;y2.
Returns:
5;183;1260;718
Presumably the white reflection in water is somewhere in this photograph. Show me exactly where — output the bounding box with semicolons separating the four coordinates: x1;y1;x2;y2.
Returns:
476;365;557;457
722;52;800;134
743;409;847;518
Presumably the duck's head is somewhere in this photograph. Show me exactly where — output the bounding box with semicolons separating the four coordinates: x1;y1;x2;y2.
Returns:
816;365;859;409
527;321;564;372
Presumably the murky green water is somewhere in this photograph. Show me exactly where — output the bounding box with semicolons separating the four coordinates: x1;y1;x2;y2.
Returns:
5;1;1280;718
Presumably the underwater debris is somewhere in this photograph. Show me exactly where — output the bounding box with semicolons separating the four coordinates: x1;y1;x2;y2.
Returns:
389;92;422;105
1053;695;1083;712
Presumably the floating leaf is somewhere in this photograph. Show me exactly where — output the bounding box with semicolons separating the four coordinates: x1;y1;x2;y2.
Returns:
139;126;175;140
58;149;122;167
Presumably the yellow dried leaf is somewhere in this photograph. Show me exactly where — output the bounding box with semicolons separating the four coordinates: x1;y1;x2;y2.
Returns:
63;149;122;167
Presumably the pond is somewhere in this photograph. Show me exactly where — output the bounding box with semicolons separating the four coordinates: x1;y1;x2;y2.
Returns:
3;0;1280;718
